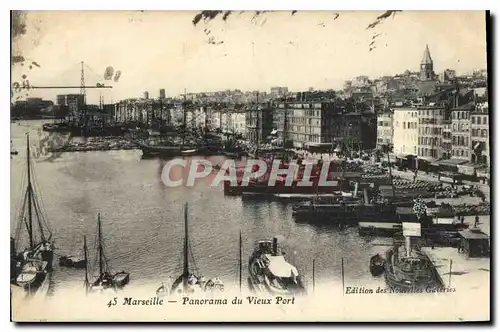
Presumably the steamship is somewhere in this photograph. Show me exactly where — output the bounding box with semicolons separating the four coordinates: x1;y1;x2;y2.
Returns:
247;237;306;296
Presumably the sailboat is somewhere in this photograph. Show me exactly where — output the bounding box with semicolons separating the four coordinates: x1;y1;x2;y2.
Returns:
10;141;18;155
163;203;224;296
85;213;130;293
11;133;54;295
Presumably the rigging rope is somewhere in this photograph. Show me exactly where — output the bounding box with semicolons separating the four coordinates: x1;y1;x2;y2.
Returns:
13;163;28;245
188;240;200;276
28;152;53;240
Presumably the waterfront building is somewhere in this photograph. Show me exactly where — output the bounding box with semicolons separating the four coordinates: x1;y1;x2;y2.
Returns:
417;106;446;160
376;112;393;149
56;95;66;106
470;102;489;166
273;101;363;150
392;107;418;156
451;103;473;161
245;103;273;143
441;119;452;159
229;110;246;136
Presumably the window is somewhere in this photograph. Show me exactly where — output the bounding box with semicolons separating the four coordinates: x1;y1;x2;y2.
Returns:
465;151;468;157
452;150;455;156
471;116;476;124
403;122;406;129
483;117;488;125
461;150;464;157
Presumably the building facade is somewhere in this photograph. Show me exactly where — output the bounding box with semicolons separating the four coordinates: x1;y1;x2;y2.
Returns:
56;95;66;106
273;102;363;149
417;106;445;160
376;112;393;148
392;108;418;156
441;119;452;159
451;105;472;160
470;102;489;166
245;103;273;142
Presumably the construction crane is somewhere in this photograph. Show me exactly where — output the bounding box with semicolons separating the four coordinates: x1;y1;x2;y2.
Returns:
27;85;113;89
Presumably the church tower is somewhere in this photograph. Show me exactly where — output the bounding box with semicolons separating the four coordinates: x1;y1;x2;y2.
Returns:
420;44;434;81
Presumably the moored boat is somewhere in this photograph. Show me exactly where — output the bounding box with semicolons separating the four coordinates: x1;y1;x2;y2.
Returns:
59;255;86;269
369;253;386;277
181;149;198;156
166;203;224;296
11;133;54;296
248;237;306;296
384;242;444;291
85;214;130;293
10;141;18;155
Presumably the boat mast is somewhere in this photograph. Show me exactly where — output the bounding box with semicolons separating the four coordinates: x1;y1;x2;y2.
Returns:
283;94;288;149
97;213;104;276
83;235;89;292
183;202;189;291
182;89;187;146
26;133;34;249
239;231;242;293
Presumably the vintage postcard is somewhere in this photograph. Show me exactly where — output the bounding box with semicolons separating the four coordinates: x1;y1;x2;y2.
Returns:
10;10;490;322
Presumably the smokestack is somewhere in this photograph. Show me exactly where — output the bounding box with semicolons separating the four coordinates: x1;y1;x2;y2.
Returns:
272;237;278;256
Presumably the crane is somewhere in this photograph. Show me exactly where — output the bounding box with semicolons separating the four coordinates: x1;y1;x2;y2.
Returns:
16;61;113;105
27;85;113;89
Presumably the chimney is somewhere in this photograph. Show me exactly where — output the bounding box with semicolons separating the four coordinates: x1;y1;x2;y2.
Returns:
272;237;278;256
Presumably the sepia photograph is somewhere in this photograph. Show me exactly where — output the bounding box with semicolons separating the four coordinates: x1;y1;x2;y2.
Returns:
9;9;491;323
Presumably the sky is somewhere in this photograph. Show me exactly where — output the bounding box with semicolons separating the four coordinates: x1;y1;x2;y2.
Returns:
12;10;488;104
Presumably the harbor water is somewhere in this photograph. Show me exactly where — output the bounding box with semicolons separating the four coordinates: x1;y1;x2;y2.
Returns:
10;120;394;295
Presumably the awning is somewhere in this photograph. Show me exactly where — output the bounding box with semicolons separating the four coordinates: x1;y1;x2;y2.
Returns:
270;129;278;135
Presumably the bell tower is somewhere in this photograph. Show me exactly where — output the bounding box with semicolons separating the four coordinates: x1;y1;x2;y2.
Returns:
420;44;434;81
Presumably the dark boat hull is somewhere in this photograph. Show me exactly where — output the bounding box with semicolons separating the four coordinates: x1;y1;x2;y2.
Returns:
113;272;130;288
369;255;386;277
383;248;444;292
59;256;86;269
